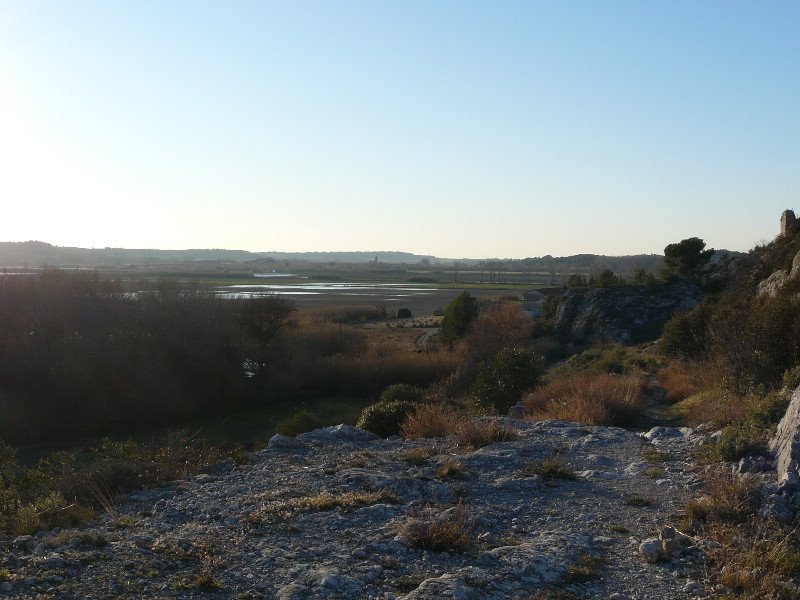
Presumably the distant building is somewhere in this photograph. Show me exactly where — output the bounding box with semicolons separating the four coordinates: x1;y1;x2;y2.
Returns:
781;209;798;238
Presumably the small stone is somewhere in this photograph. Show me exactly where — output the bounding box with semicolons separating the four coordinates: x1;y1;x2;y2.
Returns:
639;538;662;563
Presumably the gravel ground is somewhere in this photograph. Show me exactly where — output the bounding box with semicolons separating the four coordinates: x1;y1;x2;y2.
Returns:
0;419;713;599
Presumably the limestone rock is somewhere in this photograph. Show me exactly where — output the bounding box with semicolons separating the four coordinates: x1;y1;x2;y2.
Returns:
268;434;309;450
758;250;800;297
639;538;662;563
297;424;380;445
553;280;702;344
769;385;800;486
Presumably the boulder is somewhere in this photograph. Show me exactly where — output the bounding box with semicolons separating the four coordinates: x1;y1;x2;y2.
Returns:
769;385;800;487
297;424;380;445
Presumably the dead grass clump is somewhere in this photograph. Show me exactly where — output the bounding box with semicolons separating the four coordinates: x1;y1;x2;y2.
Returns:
684;469;760;525
456;420;519;449
521;458;577;480
562;554;610;583
402;447;435;465
705;520;800;599
523;372;646;426
398;504;473;553
671;388;759;427
656;362;701;403
401;404;465;439
250;489;401;525
436;460;466;480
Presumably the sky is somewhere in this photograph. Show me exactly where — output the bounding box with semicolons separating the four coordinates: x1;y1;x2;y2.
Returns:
0;1;798;259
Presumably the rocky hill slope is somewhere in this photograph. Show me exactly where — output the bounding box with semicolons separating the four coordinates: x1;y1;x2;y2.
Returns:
0;419;717;599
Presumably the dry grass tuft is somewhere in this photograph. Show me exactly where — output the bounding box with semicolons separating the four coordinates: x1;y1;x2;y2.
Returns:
250;489;402;525
521;458;577;480
402;447;435;465
523;372;646;426
684;469;760;525
436;460;466;480
401;404;465;439
398;504;473;553
671;389;760;427
456;420;519;449
656;362;701;403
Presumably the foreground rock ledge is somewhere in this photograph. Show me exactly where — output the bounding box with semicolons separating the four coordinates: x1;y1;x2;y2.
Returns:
1;419;707;599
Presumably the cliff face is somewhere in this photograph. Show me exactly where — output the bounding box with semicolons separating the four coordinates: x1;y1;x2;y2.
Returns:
553;281;702;344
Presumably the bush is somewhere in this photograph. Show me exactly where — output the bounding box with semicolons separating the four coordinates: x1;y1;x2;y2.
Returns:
396;308;413;319
275;410;322;437
693;422;769;464
523;372;646;426
656;363;701;403
472;348;543;414
379;384;425;404
660;303;712;359
439;292;479;343
401;404;465;439
356;400;417;438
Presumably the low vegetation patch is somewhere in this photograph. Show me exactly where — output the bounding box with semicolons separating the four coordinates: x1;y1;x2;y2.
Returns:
656;362;701;403
398;505;473;553
275;410;322;437
401;447;435;465
521;458;577;480
456;420;519;448
0;431;225;536
624;494;654;507
436;460;466;480
401;404;465;439
562;554;610;583
693;422;769;464
684;469;760;526
357;400;418;438
642;447;674;463
523;372;646;427
253;490;402;520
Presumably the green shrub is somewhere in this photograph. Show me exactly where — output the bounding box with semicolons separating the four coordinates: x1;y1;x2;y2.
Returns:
276;410;322;437
783;365;800;390
660;303;712;359
440;291;479;342
749;391;792;427
472;347;543;414
357;400;417;437
693;422;769;464
396;308;413;319
379;383;425;404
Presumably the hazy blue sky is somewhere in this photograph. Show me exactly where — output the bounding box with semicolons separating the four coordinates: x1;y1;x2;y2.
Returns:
0;1;797;258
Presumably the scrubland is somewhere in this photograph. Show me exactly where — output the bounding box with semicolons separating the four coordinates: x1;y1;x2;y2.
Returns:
4;228;800;598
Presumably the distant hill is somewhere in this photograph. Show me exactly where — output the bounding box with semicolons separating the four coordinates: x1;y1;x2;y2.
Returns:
0;242;438;268
0;240;740;276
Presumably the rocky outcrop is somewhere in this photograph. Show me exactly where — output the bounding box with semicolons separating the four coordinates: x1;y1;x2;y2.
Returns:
0;419;710;599
757;250;800;297
769;385;800;486
553;280;702;344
